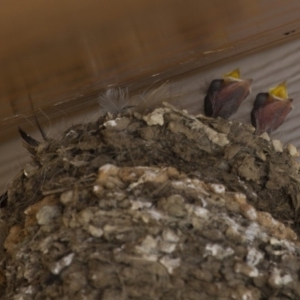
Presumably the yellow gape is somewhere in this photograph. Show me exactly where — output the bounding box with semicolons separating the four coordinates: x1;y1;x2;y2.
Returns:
269;82;288;100
223;69;241;80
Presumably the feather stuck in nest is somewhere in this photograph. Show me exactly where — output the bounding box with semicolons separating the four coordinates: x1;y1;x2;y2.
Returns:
98;83;172;115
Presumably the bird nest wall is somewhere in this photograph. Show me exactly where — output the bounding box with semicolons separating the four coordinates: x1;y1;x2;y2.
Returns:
0;94;300;299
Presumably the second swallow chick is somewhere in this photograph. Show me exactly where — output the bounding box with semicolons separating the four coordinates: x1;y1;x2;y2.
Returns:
204;69;252;119
251;82;293;135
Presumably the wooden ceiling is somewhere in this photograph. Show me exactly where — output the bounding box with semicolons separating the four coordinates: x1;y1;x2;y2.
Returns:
1;0;300;141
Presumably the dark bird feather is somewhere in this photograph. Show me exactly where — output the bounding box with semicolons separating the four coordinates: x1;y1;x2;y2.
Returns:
18;127;40;155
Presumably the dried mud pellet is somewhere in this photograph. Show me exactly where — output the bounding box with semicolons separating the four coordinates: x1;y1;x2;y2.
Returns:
88;225;103;238
104;117;130;131
225;226;244;244
272;140;283;152
36;205;61;225
209;183;225;195
234;262;259;277
239;203;257;221
286;144;299;157
225;199;240;213
165;166;180;179
138;127;155;140
4;225;24;254
60;190;74;205
259;132;270;141
143;108;165;126
233;193;247;205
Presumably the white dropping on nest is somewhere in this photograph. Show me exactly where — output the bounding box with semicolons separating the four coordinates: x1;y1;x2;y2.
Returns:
204;244;234;260
185;204;210;219
50;253;75;275
135;235;159;262
159;256;181;274
268;268;293;288
209;183;226;194
246;247;264;266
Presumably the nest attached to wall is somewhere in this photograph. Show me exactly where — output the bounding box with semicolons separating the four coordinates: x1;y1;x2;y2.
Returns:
1;97;300;299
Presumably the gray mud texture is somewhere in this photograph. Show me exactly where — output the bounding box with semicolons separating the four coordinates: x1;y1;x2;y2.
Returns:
1;102;300;299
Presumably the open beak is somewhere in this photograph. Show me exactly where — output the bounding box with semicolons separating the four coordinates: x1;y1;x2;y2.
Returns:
251;82;293;135
204;68;252;119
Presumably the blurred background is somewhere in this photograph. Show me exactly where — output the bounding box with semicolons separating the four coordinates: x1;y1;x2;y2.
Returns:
1;0;300;193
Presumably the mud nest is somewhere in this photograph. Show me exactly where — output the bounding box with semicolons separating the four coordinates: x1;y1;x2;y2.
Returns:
1;102;300;299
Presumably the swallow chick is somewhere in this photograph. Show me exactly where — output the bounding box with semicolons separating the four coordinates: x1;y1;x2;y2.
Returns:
204;69;252;119
251;82;293;135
